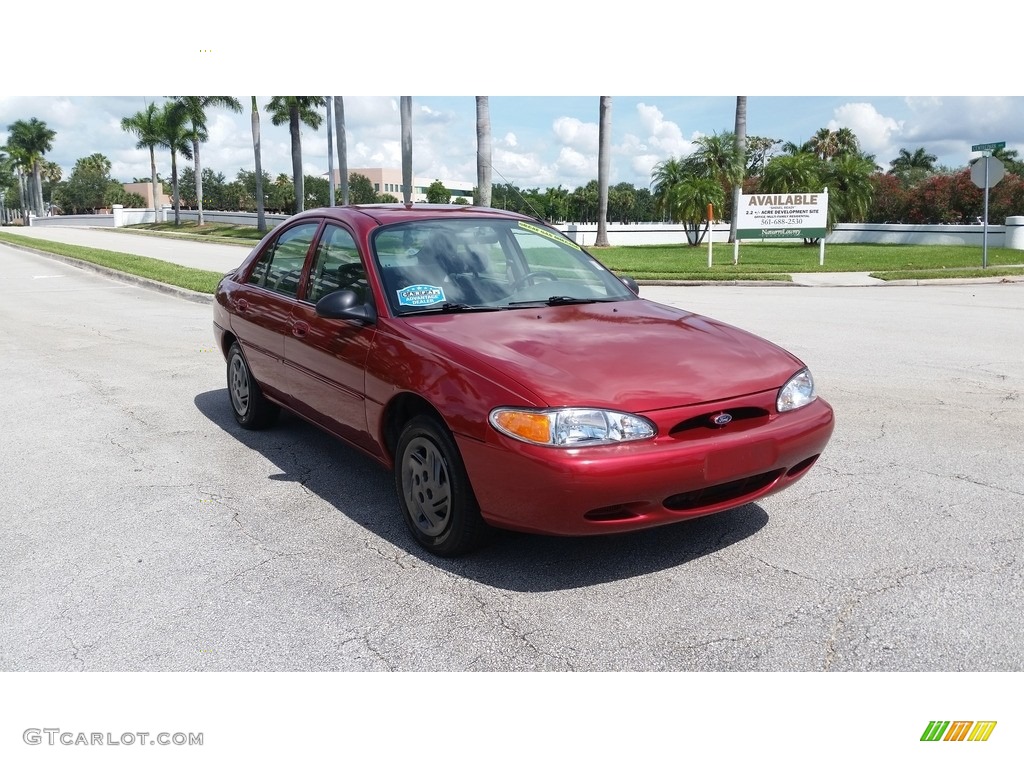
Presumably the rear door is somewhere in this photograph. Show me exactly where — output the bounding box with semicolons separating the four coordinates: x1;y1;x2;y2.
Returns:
229;219;322;403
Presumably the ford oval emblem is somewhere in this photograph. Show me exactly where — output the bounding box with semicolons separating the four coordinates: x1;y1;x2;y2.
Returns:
711;412;733;427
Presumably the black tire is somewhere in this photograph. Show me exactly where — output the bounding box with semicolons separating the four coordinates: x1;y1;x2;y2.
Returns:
226;342;279;429
395;415;489;557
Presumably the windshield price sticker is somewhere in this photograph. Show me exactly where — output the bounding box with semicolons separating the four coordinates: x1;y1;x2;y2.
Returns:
397;285;446;306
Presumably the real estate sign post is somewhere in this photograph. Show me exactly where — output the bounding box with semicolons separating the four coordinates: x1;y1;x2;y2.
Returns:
735;190;830;266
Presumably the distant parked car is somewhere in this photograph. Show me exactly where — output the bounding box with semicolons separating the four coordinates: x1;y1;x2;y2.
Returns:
213;204;834;556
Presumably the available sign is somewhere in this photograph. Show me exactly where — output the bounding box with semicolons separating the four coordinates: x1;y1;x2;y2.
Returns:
736;192;829;240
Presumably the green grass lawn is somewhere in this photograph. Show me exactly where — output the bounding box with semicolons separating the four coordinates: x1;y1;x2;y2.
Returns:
118;221;269;245
0;231;225;294
4;223;1022;289
593;241;1024;281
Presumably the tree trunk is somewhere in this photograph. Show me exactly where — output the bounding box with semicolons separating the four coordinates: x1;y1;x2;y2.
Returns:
171;152;181;226
476;96;492;207
149;146;159;220
290;106;303;214
33;161;45;215
400;97;412;206
193;139;204;225
730;96;747;243
17;170;27;221
595;96;612;246
251;97;266;232
326;97;335;207
335;97;348;205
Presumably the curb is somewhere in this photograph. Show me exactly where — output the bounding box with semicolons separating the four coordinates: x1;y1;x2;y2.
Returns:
2;240;215;305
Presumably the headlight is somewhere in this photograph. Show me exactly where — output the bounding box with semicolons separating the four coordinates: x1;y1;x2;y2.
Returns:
777;368;817;412
489;407;656;447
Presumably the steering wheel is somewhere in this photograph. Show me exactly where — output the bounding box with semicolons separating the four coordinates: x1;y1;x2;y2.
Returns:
516;270;558;290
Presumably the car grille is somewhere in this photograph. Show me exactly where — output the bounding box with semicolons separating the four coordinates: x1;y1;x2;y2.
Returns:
662;469;784;511
669;406;771;439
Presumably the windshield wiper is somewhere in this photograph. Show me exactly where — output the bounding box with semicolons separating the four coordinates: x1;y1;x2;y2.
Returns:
401;302;503;315
508;296;614;307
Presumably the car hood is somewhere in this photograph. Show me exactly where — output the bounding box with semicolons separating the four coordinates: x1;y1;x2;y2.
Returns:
403;299;804;411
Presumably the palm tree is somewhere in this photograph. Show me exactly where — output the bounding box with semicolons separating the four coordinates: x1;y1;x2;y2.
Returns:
266;97;325;214
121;101;164;217
730;96;747;242
664;176;723;246
2;143;29;220
400;96;412;206
691;131;744;232
476;96;492;208
595;96;612;247
809;128;839;161
889;147;937;174
155;102;193;226
250;97;266;232
169;97;243;225
651;157;689;221
333;97;348;205
7;118;56;216
833;127;860;157
822;153;876;227
760;153;821;193
40;159;62;213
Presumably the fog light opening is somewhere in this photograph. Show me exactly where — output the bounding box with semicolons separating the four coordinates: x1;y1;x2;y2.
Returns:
786;455;820;477
584;505;641;522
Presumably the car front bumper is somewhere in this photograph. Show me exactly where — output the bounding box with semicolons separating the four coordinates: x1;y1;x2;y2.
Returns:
458;395;835;536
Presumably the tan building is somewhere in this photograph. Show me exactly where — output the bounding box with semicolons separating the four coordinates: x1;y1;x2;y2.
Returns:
121;182;173;209
334;168;474;203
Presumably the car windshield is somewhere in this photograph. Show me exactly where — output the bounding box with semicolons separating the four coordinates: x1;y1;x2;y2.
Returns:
371;217;636;315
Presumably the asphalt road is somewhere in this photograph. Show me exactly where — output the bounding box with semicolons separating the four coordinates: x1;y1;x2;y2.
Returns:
1;238;1022;672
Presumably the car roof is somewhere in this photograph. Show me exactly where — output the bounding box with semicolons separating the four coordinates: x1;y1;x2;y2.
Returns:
299;204;542;227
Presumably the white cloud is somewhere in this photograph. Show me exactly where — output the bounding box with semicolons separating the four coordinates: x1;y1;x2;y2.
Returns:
552;116;599;153
634;102;691;156
828;102;903;163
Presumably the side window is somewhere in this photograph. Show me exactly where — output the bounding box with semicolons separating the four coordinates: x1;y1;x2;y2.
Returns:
247;222;320;297
306;224;368;304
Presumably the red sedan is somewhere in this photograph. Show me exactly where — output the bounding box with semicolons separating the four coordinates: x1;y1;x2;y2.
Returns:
213;205;834;556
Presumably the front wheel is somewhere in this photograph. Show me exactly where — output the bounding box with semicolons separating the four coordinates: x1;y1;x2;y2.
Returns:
226;342;279;429
395;415;489;557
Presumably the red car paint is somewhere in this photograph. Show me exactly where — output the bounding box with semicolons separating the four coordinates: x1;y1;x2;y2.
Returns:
213;205;834;539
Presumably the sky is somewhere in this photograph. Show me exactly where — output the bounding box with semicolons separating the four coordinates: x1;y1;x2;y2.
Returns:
3;2;1021;195
3;95;1023;195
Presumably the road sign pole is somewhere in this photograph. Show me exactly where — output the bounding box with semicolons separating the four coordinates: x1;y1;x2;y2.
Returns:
983;158;989;268
970;146;1005;269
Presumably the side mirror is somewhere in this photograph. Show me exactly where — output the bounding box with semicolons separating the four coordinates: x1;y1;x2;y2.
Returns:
619;275;640;294
315;290;377;324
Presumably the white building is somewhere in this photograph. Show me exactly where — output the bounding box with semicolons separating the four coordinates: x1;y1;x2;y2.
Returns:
332;167;474;204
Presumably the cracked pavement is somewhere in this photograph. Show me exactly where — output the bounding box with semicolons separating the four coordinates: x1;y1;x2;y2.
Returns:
1;243;1022;672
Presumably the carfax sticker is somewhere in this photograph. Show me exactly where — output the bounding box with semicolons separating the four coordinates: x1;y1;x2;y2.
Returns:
517;221;582;251
397;284;446;307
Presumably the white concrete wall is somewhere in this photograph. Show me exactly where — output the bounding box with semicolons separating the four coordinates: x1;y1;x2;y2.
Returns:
25;210;1023;251
827;222;1006;247
560;221;1015;248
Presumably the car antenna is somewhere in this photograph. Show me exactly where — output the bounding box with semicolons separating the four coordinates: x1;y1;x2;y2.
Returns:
486;161;547;223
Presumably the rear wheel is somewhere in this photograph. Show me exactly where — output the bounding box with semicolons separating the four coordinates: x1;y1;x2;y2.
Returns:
395;415;489;557
227;342;279;429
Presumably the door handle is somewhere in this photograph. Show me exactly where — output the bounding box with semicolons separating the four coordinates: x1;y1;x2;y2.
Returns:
292;321;309;339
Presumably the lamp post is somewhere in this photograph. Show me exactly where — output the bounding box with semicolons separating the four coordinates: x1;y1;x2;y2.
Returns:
0;190;6;225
